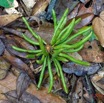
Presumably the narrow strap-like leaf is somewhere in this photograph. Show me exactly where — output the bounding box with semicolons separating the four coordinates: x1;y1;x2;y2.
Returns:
47;56;53;93
38;36;47;55
56;56;68;62
59;53;90;66
22;17;39;39
54;32;92;49
36;54;45;64
51;8;69;45
57;18;75;44
65;27;91;43
53;59;60;77
54;59;68;93
22;34;39;45
12;46;42;53
64;45;83;53
52;9;57;30
37;57;47;88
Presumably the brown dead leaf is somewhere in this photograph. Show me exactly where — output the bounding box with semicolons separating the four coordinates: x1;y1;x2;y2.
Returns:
54;0;79;19
31;0;49;15
0;73;16;100
0;57;10;80
34;25;53;44
91;70;104;95
68;4;94;28
0;14;21;26
79;40;104;63
73;78;84;103
95;93;104;102
92;0;104;15
27;84;66;103
92;11;104;47
0;100;11;103
2;50;35;80
0;73;66;103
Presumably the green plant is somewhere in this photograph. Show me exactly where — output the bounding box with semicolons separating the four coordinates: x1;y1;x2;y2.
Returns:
12;8;92;93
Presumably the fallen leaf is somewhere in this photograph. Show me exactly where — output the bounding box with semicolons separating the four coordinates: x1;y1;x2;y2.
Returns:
0;73;16;100
5;90;41;103
0;14;21;26
62;62;100;76
31;0;49;15
0;57;10;80
27;84;66;103
68;3;94;28
0;39;5;56
91;70;104;95
16;72;31;98
0;73;66;103
54;0;79;19
2;50;35;80
71;78;84;103
95;93;104;102
92;18;104;47
0;100;11;103
4;35;35;59
79;40;104;63
92;0;104;15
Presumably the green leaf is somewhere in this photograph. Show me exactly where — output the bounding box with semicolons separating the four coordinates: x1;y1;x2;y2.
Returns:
0;0;14;8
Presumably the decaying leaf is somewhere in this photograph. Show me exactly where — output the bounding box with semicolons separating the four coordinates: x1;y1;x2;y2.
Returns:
3;35;35;59
62;62;100;76
2;50;35;80
16;72;31;98
32;0;49;15
4;90;41;103
91;70;104;95
79;40;104;63
0;57;10;80
83;75;96;102
0;100;11;103
27;84;66;103
95;93;104;102
0;73;66;103
0;39;5;56
92;0;104;15
0;14;21;26
92;11;104;47
68;3;94;28
54;0;79;19
0;73;16;100
71;78;84;103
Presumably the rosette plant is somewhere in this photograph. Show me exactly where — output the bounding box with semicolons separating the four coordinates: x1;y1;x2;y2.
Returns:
12;8;92;93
